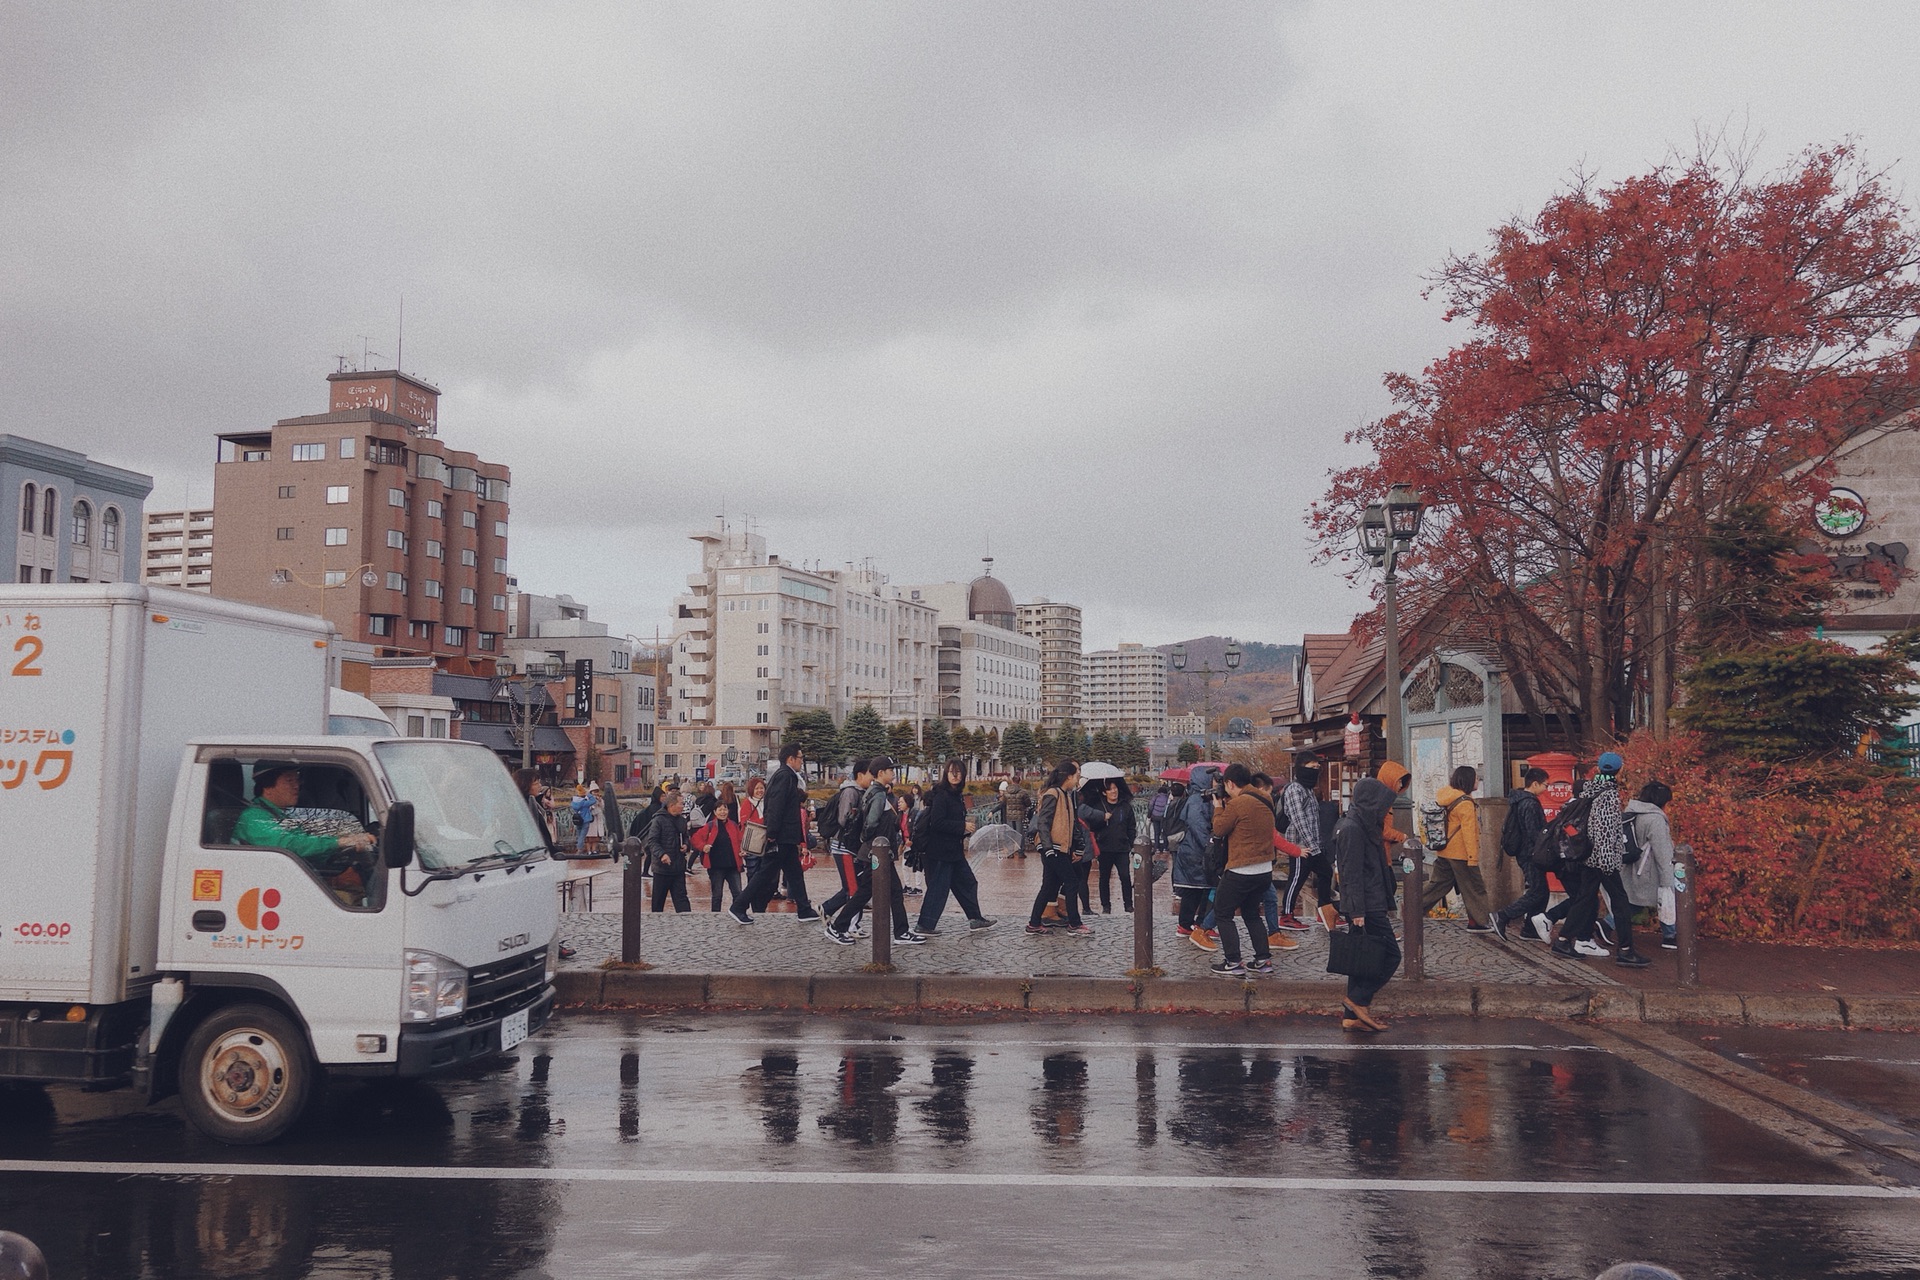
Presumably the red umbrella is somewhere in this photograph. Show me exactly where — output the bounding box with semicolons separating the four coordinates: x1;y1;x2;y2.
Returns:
1159;762;1228;783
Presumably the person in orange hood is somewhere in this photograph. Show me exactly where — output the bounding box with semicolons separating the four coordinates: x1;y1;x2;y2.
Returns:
1376;761;1413;853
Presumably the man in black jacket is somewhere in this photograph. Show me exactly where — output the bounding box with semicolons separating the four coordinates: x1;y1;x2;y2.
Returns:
1489;767;1551;942
645;791;692;913
731;742;820;924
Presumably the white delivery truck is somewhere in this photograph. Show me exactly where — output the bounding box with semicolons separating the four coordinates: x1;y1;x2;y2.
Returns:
0;584;560;1143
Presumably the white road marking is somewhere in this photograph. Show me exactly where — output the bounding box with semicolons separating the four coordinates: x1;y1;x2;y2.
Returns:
547;1035;1605;1053
0;1159;1907;1198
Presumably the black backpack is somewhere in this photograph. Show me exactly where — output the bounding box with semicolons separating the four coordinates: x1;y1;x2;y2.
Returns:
816;785;857;847
1500;794;1535;861
1621;812;1644;866
1552;793;1597;866
909;803;932;849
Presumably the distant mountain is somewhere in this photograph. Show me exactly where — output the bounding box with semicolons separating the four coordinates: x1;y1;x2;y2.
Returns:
1157;637;1300;725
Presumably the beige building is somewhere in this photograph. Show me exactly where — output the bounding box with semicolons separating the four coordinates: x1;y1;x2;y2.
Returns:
902;566;1042;736
211;368;511;671
141;507;214;592
1083;642;1169;737
1166;713;1206;738
1017;597;1084;732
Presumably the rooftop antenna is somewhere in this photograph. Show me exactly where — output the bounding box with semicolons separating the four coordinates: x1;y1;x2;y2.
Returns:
395;296;404;373
334;354;351;374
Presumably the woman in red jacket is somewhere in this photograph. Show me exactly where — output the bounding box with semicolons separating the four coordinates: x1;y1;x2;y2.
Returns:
691;787;748;913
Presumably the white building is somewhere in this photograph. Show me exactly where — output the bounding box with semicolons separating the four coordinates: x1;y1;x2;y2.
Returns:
140;506;214;592
900;564;1042;736
1018;598;1084;733
1166;713;1206;738
1084;642;1169;738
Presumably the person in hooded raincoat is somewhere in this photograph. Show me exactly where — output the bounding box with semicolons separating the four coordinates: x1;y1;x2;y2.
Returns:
1333;775;1401;1031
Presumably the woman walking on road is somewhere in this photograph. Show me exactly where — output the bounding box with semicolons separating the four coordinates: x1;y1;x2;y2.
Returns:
1026;760;1093;936
692;787;748;914
1332;776;1401;1031
1082;777;1137;913
915;760;995;935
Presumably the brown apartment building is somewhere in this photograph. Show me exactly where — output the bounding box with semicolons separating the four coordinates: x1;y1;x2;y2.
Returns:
211;369;511;671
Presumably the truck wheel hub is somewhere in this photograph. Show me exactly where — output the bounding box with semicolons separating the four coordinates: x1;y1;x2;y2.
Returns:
204;1032;285;1115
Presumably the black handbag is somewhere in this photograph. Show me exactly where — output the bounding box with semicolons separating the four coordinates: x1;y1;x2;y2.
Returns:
1326;928;1394;980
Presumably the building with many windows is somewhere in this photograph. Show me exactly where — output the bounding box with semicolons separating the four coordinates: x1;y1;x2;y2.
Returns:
1017;597;1084;732
140;507;214;591
1083;642;1169;737
210;368;511;669
900;564;1042;736
4;434;151;585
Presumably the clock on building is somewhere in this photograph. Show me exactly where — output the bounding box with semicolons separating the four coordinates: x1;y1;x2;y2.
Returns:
1814;488;1866;538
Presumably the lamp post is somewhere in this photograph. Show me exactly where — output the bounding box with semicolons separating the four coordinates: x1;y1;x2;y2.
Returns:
1361;483;1427;976
1170;639;1241;758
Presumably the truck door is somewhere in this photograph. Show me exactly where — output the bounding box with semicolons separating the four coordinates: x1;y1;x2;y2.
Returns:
168;752;403;1064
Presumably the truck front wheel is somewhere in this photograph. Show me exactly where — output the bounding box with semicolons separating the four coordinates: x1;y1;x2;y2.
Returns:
178;1004;314;1145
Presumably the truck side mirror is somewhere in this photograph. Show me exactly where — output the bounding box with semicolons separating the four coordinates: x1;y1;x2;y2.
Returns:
382;801;416;869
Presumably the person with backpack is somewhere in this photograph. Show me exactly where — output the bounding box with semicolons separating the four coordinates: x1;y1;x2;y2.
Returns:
731;741;821;924
1552;752;1650;968
826;755;923;946
1489;766;1552;942
568;785;597;858
1169;768;1217;944
1623;780;1679;950
1421;765;1493;931
1002;782;1034;857
1279;760;1335;932
915;759;995;935
1025;759;1094;937
814;759;872;930
1332;774;1401;1031
1148;782;1172;851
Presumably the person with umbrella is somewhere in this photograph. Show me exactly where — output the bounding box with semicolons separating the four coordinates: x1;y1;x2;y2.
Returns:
1078;764;1137;913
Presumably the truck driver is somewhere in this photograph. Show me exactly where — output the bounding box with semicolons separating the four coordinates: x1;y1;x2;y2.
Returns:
235;761;377;890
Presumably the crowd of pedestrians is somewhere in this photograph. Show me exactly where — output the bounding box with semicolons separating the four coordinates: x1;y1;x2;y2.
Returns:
562;737;1679;1030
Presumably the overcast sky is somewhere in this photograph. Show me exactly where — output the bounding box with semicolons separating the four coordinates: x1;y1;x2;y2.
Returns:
6;2;1920;650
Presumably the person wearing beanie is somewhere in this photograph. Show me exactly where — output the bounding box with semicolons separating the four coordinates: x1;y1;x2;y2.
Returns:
1555;751;1650;968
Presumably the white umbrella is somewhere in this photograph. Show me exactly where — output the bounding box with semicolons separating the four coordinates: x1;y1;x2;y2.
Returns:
1079;761;1124;781
967;823;1022;864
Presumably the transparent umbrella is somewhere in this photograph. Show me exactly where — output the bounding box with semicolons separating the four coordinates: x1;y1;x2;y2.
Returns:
967;822;1021;866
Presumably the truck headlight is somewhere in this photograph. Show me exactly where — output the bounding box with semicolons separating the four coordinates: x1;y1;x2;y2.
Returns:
545;936;560;983
403;949;467;1023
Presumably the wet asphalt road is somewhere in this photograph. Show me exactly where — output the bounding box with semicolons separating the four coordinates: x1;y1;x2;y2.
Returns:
2;1012;1918;1279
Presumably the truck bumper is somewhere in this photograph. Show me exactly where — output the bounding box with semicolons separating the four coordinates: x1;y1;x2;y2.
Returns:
392;985;555;1077
0;999;146;1085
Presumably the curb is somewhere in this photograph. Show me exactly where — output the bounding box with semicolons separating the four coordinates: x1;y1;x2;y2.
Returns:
554;969;1920;1029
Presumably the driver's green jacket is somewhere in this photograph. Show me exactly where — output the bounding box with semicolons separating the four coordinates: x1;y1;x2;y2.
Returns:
233;797;348;866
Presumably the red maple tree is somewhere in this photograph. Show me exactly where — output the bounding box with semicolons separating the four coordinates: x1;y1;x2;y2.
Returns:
1313;145;1920;750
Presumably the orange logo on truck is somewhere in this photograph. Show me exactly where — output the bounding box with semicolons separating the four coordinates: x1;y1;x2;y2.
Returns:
192;870;223;901
236;887;283;932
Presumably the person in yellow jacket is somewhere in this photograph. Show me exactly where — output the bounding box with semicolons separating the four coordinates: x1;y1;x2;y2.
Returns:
1421;764;1493;930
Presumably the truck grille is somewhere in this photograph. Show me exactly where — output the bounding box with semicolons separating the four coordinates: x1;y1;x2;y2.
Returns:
464;949;547;1025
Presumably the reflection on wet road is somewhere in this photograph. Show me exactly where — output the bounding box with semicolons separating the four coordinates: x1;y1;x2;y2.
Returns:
2;1013;1918;1278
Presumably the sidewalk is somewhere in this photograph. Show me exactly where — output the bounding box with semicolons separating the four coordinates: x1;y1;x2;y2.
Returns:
551;855;1920;1030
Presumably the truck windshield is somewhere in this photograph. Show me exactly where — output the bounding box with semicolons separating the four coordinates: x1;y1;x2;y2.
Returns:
373;742;549;871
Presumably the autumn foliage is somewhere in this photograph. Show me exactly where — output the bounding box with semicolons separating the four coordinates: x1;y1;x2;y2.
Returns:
1313;145;1920;751
1626;731;1920;942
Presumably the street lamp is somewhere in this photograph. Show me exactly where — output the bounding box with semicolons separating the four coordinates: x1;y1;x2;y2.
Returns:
1171;639;1238;757
1361;483;1427;977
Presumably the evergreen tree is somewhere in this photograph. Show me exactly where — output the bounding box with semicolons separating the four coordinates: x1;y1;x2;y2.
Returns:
888;720;920;771
1000;721;1036;771
838;704;890;763
1090;727;1122;765
1031;725;1056;765
985;727;1001;769
783;709;840;771
1176;740;1201;765
920;715;952;763
1677;504;1919;762
1121;732;1150;775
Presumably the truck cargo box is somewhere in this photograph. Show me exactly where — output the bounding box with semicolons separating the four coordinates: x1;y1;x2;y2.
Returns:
0;584;331;1005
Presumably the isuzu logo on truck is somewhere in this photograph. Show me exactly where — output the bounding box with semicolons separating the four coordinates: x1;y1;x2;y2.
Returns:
499;933;529;953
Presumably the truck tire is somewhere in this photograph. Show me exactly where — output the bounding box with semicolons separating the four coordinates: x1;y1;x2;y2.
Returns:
177;1004;314;1145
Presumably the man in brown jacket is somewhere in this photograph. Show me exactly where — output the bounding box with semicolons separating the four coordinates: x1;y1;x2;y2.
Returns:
1208;763;1277;978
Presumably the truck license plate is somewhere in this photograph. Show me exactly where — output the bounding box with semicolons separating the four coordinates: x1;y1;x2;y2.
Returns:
501;1008;530;1051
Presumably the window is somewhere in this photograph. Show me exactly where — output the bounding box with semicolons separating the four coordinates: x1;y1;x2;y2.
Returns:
326;486;350;504
493;520;508;537
241;449;269;462
461;510;476;528
663;754;679;770
459;587;476;605
388;488;406;508
368;615;393;637
279;485;298;501
386;530;406;550
324;527;348;546
493;558;508;574
422;580;442;599
444;626;465;646
18;566;31;583
339;437;356;459
594;694;606;712
756;712;769;724
460;548;476;567
323;570;347;587
20;483;35;533
425;540;442;559
491;594;506;611
426;500;443;519
386;571;406;591
276;527;294;541
477;632;497;651
408;714;426;737
408;621;430;639
65;501;89;547
41;488;57;537
370;441;405;466
291;443;325;462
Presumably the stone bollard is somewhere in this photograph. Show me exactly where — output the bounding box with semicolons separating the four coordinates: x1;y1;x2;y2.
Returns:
1131;840;1153;973
1674;842;1697;988
870;838;894;969
620;836;644;963
1399;842;1425;981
